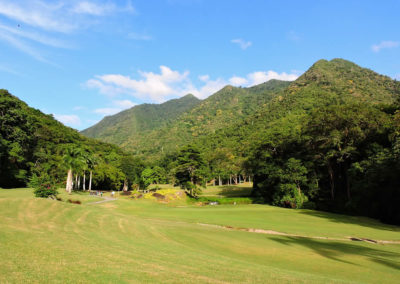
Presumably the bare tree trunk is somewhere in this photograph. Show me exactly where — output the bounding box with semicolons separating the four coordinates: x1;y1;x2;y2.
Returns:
327;162;335;200
75;175;78;190
77;175;81;190
218;175;221;186
83;172;86;191
66;168;73;194
239;175;241;183
213;179;215;186
123;179;128;191
89;171;92;191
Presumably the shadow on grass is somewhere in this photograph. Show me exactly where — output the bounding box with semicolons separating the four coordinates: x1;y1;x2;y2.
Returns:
217;186;252;197
269;236;400;270
299;210;400;233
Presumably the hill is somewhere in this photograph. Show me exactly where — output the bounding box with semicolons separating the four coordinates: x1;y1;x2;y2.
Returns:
81;93;201;146
0;90;138;189
82;79;290;159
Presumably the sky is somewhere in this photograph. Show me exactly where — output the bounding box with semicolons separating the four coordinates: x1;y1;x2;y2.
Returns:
0;0;399;130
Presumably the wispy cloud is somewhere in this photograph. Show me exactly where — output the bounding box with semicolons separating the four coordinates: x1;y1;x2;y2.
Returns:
371;40;399;52
0;31;49;62
287;30;301;41
54;114;81;127
127;32;152;41
0;0;134;62
94;108;122;116
231;38;252;50
0;64;20;75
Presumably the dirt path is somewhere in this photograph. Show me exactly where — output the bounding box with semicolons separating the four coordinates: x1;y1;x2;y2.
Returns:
87;196;117;205
197;223;400;245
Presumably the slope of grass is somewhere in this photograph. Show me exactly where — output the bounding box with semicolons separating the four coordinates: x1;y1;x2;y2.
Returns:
1;188;399;283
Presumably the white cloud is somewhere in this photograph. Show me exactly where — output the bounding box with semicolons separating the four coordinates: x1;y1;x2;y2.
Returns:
0;32;49;62
72;1;116;16
229;76;248;86
54;114;81;127
228;71;299;87
0;1;77;33
113;99;137;108
86;66;300;103
198;75;210;82
0;23;72;48
372;41;399;52
73;106;86;111
231;38;252;50
94;108;122;116
86;65;191;102
0;0;134;62
185;78;227;99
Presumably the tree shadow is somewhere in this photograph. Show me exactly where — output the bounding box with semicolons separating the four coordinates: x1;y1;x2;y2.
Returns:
269;236;400;270
299;210;400;233
218;186;252;197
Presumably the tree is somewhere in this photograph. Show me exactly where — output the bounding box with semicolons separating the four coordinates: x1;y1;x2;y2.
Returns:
62;146;85;193
172;145;207;196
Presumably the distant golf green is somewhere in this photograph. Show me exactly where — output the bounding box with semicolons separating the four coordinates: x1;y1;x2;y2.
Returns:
1;188;399;283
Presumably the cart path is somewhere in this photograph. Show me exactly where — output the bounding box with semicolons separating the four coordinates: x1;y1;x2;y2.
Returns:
87;196;117;205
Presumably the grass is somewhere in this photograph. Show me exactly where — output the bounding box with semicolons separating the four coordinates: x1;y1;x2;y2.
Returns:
1;187;400;283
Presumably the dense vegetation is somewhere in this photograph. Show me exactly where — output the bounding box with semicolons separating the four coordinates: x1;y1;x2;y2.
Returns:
0;90;145;191
3;58;400;225
82;94;201;153
82;80;290;159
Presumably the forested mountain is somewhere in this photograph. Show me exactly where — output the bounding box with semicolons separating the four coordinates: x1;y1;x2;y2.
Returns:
0;90;144;190
193;58;400;224
82;79;290;159
82;94;201;146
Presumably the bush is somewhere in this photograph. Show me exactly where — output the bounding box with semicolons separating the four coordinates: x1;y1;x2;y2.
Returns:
30;173;58;198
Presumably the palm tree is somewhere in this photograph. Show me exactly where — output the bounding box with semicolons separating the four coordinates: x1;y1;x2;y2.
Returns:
62;147;85;194
86;154;98;191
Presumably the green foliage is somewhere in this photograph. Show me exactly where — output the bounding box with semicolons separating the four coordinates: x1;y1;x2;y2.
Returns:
172;145;207;196
82;80;289;161
0;89;144;191
29;173;58;198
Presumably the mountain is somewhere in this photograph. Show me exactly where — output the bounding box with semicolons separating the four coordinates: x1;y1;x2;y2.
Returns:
82;94;201;146
202;58;400;156
0;90;131;189
82;79;290;159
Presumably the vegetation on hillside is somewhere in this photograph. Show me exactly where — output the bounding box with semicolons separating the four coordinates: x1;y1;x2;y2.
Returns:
0;90;145;191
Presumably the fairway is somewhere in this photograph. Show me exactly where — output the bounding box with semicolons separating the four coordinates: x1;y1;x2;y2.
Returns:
1;188;400;283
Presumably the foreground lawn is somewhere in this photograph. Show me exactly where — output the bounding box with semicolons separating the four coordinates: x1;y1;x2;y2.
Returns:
0;188;399;283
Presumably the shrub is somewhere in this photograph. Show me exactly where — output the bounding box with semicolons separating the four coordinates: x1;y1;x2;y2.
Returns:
30;173;58;198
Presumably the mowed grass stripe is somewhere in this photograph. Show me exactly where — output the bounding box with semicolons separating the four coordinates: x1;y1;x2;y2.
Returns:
0;189;399;283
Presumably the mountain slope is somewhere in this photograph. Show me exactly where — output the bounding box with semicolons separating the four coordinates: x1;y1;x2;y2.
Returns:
81;79;290;158
204;58;400;155
81;94;201;145
0;90;128;188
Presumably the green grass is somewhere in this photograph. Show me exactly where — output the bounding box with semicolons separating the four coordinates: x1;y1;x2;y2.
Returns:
1;188;400;283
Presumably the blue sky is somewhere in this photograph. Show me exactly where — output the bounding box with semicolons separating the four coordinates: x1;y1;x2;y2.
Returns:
0;0;399;130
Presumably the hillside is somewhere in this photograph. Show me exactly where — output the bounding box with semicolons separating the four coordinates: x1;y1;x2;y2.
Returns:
81;94;201;145
0;90;134;189
82;79;290;159
202;58;400;155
